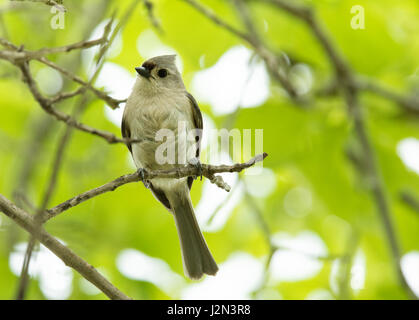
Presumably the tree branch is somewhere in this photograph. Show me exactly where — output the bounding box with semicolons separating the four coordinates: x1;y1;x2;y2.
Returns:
17;61;135;145
11;0;66;12
0;34;125;109
0;36;105;61
36;56;125;108
0;31;131;143
15;96;92;300
400;191;419;214
142;0;162;32
44;153;268;222
0;194;131;300
258;0;418;300
356;77;419;114
258;0;419;113
182;0;298;98
13;2;140;299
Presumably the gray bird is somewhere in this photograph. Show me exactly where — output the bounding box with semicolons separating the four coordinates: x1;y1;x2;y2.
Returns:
122;55;218;280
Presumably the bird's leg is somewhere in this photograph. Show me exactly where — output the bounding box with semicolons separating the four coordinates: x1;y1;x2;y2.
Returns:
137;168;150;189
188;157;203;181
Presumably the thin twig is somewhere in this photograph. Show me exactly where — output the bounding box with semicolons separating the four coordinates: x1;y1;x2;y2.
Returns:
15;98;91;300
142;0;162;32
356;77;419;114
15;237;36;300
245;181;341;297
334;231;359;300
400;191;419;214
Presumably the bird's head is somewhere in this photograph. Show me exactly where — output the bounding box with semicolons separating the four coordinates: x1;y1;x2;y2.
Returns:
135;54;184;91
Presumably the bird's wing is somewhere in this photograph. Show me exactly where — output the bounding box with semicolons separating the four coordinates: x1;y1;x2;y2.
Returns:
186;92;203;191
186;91;203;158
121;115;132;154
122;111;172;210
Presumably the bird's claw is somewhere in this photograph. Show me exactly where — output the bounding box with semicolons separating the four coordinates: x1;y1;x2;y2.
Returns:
137;168;150;189
189;158;203;181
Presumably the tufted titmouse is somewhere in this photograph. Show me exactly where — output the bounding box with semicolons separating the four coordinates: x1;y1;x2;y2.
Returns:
122;55;218;280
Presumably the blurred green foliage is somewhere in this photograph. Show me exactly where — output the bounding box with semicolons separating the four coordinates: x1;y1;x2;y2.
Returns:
0;0;419;300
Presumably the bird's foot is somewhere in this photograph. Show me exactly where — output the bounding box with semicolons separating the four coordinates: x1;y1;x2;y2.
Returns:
188;158;203;181
137;168;150;189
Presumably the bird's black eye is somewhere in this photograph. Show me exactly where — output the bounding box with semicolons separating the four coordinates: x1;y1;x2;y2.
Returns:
157;69;168;78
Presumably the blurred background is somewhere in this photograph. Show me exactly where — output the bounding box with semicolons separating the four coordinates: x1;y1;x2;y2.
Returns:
1;0;419;300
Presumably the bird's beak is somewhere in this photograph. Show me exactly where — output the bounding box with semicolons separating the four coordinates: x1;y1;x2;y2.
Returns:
135;66;151;79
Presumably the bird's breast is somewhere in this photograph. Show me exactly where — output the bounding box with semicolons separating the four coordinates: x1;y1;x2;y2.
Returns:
124;89;196;172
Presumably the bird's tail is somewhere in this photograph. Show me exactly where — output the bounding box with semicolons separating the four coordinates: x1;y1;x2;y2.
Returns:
165;183;218;280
